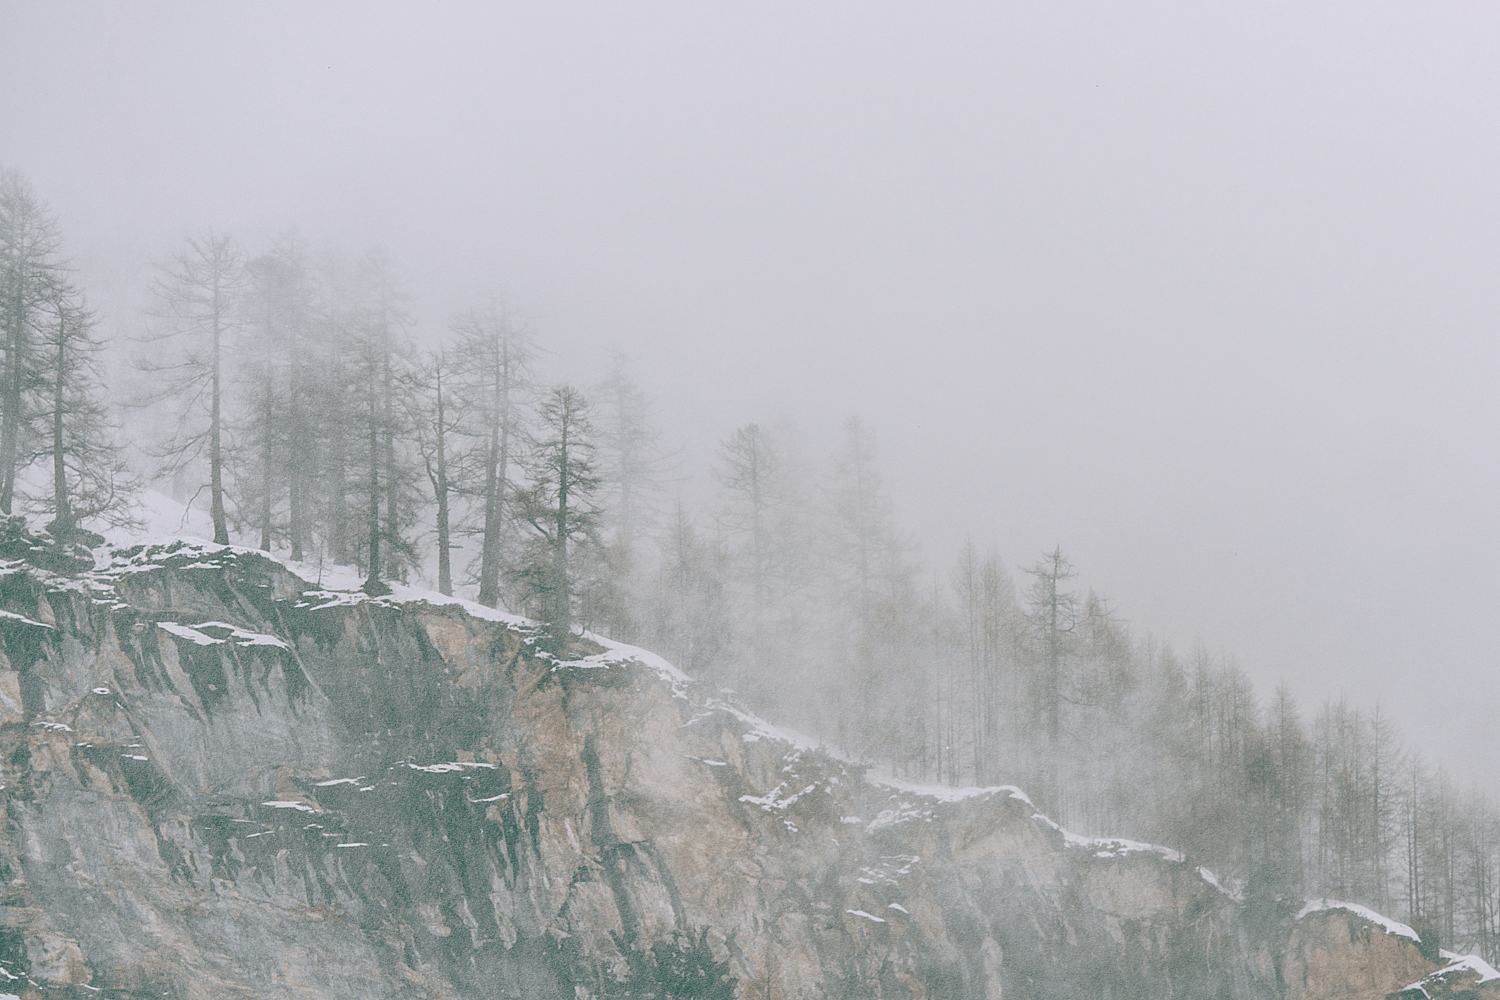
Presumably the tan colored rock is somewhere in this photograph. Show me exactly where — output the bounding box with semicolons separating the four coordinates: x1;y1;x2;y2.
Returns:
1285;907;1433;1000
0;671;22;724
24;930;89;985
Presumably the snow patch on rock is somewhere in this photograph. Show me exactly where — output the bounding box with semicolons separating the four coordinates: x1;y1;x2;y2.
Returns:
1029;810;1186;862
1296;899;1420;942
1437;950;1500;983
845;909;886;923
1198;866;1245;901
868;772;1035;806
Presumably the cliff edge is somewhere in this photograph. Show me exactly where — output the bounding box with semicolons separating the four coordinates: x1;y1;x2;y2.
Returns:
0;536;1481;1000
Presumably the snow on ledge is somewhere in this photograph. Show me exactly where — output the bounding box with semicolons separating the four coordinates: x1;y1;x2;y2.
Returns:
1296;899;1420;942
399;760;496;774
1067;832;1185;863
575;631;695;701
717;702;828;752
0;609;52;629
1402;951;1500;994
868;772;1035;806
1437;950;1500;983
157;621;223;646
860;772;1189;864
157;621;287;649
1198;866;1245;902
291;582;532;630
85;497;798;749
1028;809;1185;862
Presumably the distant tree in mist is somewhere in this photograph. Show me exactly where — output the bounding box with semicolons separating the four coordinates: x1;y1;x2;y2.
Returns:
311;261;365;568
1252;681;1312;901
406;347;462;595
816;417;930;768
641;502;731;677
950;540;1017;786
595;353;673;555
452;305;532;608
0;169;135;539
1022;546;1083;742
237;232;315;553
713;422;801;678
218;238;422;588
589;354;677;641
139;229;242;544
0;169;67;515
826;416;913;627
346;254;419;593
511;385;602;632
358;249;420;583
1312;698;1401;908
31;291;138;537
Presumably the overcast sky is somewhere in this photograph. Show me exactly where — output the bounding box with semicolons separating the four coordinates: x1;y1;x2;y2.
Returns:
4;3;1499;781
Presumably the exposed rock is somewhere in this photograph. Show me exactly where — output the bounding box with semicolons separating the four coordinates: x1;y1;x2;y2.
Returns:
1284;905;1432;1000
0;539;1471;999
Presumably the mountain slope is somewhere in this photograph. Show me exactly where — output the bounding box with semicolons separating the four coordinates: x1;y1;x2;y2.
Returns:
0;518;1483;999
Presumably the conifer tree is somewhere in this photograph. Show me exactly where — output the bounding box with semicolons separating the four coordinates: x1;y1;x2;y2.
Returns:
140;229;242;544
311;256;367;568
643;502;731;676
513;385;601;630
243;233;321;558
30;291;137;540
828;416;901;625
239;235;308;552
0;169;67;515
952;540;1017;785
407;347;463;595
354;250;417;582
453;305;532;608
714;423;781;665
348;273;414;593
595;354;672;553
1022;546;1082;741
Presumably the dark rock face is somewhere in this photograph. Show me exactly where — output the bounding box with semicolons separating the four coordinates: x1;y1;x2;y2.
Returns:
0;542;1463;999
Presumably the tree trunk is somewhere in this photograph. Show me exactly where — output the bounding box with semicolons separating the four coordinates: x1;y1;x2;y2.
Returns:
209;284;228;545
288;415;304;560
50;308;71;538
382;346;398;579
329;439;347;563
365;355;382;589
287;338;307;561
552;411;571;629
477;341;509;608
259;382;273;552
0;307;23;515
477;419;502;605
433;371;451;596
1048;570;1060;742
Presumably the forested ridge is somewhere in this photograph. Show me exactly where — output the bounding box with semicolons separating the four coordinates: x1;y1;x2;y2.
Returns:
5;165;1497;965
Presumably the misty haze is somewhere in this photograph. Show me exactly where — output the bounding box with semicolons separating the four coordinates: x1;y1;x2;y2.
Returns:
1;4;1498;999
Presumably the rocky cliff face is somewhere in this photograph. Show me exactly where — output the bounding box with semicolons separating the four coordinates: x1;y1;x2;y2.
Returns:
0;538;1486;1000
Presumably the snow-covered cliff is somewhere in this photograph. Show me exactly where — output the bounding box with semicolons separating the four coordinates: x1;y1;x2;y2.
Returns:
0;524;1484;1000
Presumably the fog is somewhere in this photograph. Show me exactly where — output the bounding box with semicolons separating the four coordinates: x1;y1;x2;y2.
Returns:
4;3;1499;784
